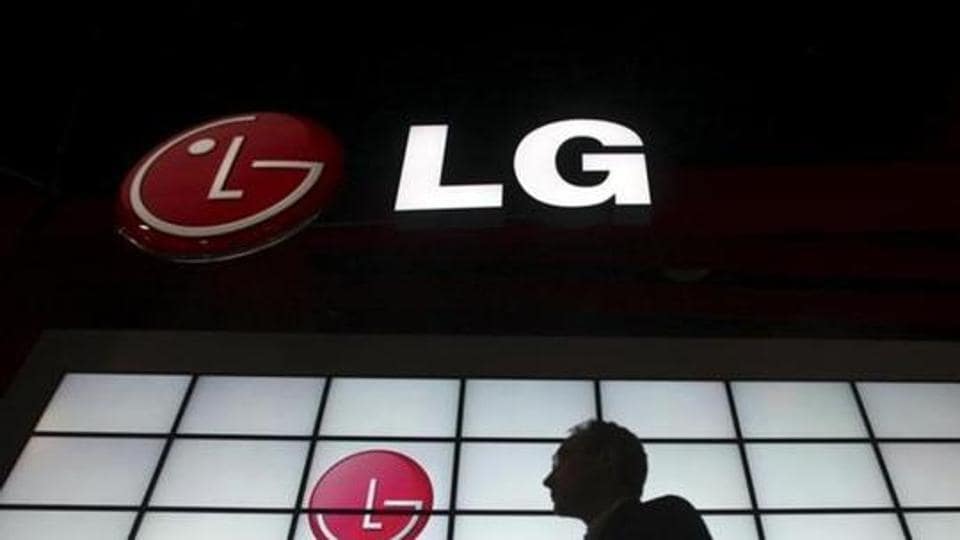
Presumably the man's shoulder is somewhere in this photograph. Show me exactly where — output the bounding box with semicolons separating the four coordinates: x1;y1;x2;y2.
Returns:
640;495;701;515
603;495;712;540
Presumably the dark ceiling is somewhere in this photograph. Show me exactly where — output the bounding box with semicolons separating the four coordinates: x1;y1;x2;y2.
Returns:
5;15;959;196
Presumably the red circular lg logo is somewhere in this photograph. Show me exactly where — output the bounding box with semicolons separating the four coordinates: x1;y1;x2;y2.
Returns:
117;113;344;262
309;450;434;540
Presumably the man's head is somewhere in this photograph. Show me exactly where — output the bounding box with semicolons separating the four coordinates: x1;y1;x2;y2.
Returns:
542;420;648;520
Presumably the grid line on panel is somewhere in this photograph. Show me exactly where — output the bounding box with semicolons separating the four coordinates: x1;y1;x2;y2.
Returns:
0;504;142;512
176;432;312;441
899;506;960;513
141;506;294;514
743;437;960;444
594;379;604;421
314;435;567;443
127;374;198;540
300;508;767;515
300;508;765;516
26;430;960;445
287;377;332;540
754;506;960;514
5;502;960;515
65;370;960;383
61;433;956;443
446;378;467;540
850;382;913;540
724;381;766;540
299;506;960;516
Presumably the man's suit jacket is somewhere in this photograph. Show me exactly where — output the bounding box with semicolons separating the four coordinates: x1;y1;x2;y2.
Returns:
588;496;713;540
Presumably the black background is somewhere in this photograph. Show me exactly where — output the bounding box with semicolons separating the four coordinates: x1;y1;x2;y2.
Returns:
3;13;960;389
7;15;958;198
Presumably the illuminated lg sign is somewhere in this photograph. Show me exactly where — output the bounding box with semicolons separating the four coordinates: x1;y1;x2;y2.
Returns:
394;119;650;211
117;114;650;261
309;450;434;540
116;113;344;262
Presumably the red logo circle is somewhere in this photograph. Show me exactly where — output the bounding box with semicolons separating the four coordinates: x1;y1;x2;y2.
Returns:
116;113;344;262
309;450;434;540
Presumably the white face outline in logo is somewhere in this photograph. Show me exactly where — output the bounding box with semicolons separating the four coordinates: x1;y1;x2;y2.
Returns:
314;477;424;540
129;114;325;238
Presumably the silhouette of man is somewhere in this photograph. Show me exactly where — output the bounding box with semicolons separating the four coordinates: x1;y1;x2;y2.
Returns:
543;420;712;539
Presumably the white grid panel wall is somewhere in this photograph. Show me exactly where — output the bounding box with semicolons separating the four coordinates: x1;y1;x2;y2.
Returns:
1;374;957;539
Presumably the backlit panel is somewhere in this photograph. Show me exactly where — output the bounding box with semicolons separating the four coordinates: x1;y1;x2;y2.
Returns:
1;374;954;539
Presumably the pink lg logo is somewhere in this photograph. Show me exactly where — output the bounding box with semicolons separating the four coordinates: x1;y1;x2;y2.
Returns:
117;113;344;262
309;450;434;540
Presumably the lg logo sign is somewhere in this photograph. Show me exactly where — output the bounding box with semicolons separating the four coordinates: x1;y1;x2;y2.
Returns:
308;450;433;540
117;114;650;261
395;119;650;211
117;113;344;262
